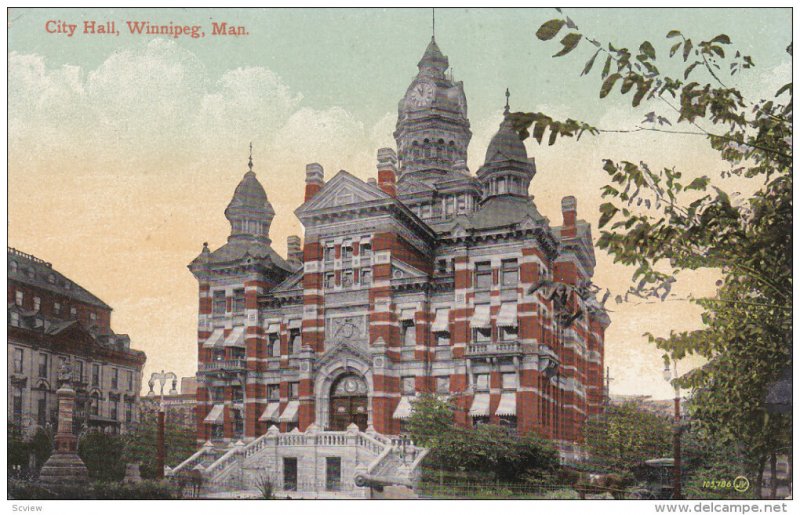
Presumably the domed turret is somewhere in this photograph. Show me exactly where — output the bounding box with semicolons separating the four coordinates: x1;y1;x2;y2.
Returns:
224;146;275;243
476;91;536;201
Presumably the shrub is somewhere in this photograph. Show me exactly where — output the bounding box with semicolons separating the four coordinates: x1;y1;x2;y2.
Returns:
78;430;126;481
8;479;181;500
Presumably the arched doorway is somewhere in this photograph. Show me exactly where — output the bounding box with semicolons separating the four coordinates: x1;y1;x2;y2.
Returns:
329;374;368;431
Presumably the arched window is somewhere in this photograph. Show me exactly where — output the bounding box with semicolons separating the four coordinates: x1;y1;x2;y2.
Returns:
9;261;17;274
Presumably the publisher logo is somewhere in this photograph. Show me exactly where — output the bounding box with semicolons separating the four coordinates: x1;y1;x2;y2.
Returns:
733;476;750;493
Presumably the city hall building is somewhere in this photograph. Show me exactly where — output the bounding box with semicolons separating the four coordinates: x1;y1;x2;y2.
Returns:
178;35;609;496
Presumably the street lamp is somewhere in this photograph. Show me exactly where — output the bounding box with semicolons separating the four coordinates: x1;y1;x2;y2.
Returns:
663;361;682;500
147;370;178;480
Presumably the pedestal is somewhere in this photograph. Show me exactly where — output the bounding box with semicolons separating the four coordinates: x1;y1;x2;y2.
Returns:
38;385;89;487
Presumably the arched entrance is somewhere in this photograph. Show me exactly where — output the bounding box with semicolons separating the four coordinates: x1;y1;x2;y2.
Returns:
329;374;368;431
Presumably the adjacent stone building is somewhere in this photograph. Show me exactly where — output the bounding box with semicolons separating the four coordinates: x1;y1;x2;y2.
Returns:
188;36;609;461
7;247;146;435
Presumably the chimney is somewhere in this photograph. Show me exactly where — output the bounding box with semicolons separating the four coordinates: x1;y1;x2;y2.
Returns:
376;148;397;197
561;196;577;238
305;163;324;202
287;235;303;267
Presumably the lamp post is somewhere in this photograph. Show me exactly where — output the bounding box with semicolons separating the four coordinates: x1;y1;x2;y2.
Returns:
663;362;682;500
147;370;178;480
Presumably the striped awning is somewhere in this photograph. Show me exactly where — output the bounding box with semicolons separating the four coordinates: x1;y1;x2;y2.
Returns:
203;404;225;425
224;326;245;347
202;329;225;348
392;396;414;420
469;393;491;417
496;302;518;328
259;403;280;422
288;319;302;329
266;323;280;334
495;392;517;417
471;304;491;329
431;308;450;333
278;400;299;422
400;308;415;321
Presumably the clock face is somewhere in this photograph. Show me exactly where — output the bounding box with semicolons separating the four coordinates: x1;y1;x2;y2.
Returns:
409;81;435;107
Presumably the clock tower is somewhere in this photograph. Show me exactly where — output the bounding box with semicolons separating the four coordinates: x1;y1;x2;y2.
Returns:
394;36;471;183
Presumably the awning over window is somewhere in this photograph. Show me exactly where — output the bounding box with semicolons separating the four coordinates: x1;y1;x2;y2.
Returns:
469;393;491;417
224;325;245;347
471;304;491;329
259;403;280;422
266;323;280;334
392;396;414;420
496;303;518;328
431;308;450;333
495;392;517;417
278;400;299;422
400;308;415;321
202;329;225;348
203;404;225;425
288;319;302;329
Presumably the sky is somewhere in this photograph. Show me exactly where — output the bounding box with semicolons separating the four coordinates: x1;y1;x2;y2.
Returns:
7;7;792;399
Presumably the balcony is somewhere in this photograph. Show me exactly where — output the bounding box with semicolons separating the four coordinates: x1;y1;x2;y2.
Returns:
466;341;522;356
199;360;247;372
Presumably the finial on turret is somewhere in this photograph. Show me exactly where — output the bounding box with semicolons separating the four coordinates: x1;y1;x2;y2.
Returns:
432;8;435;39
248;142;253;172
504;88;510;115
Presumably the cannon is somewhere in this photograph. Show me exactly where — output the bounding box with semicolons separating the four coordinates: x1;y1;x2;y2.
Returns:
354;473;413;492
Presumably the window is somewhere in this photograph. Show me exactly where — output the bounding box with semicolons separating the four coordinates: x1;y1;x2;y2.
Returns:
127;370;134;391
48;273;56;284
90;392;101;416
436;376;450;394
211;387;225;402
212;349;225;362
125;402;133;423
70;306;77;318
502;373;518;390
324;246;334;262
33;297;41;311
436;333;450;346
290;329;302;354
401;376;416;396
289;382;299;399
110;400;118;421
76;361;84;383
233;289;245;313
92;364;101;386
233;409;244;437
13;348;23;373
58;357;67;377
341;244;353;260
111;368;119;389
500;325;518;341
283;457;298;491
402;320;416;347
361;269;372;285
90;312;97;322
268;334;280;357
10;261;17;274
38;397;48;427
232;386;244;404
211;424;224;440
474;373;490;392
325;457;342;492
342;270;353;288
267;384;280;401
10;311;20;327
360;243;371;257
38;353;48;378
54;302;61;315
324;273;335;289
15;290;23;306
498;177;507;194
212;291;226;315
501;259;518;287
473;327;491;343
475;262;492;290
12;387;23;423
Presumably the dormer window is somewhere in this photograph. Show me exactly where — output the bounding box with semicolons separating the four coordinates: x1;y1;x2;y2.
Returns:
54;302;61;315
9;261;17;274
15;290;23;306
48;274;56;284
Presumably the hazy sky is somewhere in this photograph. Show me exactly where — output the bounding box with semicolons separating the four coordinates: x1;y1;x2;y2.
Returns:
8;7;791;399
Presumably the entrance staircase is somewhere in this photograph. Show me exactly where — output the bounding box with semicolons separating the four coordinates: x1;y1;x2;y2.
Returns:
167;423;428;499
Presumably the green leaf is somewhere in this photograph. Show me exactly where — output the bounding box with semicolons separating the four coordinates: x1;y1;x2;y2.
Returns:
686;176;710;191
602;55;612;78
536;19;566;41
667;30;682;39
639;41;656;60
632;81;650;107
599;202;620;228
711;34;731;45
582;49;601;76
683;39;693;61
670;42;682;58
600;73;622;98
684;62;700;79
532;120;547;144
554;32;582;57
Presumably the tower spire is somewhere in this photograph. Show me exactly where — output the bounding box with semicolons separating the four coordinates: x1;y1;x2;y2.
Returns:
432;8;435;39
248;142;253;172
504;88;510;115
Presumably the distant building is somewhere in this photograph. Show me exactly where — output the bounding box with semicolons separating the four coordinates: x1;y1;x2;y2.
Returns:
608;394;683;419
7;247;146;435
140;376;197;430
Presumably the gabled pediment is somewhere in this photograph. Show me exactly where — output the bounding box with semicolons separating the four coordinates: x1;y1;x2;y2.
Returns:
391;259;428;280
273;269;304;293
397;178;435;195
296;170;390;216
316;340;371;372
